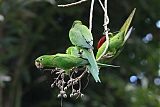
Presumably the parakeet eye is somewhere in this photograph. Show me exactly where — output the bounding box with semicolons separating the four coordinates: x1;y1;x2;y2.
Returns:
40;58;43;61
79;49;83;54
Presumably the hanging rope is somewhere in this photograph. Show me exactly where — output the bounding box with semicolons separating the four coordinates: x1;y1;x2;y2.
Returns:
97;0;110;61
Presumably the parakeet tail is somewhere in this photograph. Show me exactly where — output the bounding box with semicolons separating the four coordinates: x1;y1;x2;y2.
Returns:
82;49;101;82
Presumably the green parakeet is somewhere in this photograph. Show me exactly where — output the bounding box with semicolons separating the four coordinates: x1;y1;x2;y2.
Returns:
96;8;136;63
35;54;88;72
96;31;125;61
69;20;100;82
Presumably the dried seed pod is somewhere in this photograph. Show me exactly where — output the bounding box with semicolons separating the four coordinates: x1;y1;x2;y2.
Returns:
70;93;74;97
63;94;67;98
57;85;61;88
51;84;54;88
77;90;80;93
80;93;84;98
64;87;67;91
57;94;61;98
73;93;78;96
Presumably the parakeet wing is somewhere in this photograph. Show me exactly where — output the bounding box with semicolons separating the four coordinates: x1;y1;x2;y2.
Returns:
69;27;93;49
109;31;125;50
52;54;87;70
77;24;93;46
120;8;136;36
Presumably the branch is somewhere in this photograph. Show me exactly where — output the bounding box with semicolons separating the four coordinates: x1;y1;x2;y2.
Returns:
76;68;88;80
58;0;87;7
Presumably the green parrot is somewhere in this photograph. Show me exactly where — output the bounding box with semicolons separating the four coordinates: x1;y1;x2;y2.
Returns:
35;54;88;72
69;20;100;82
96;31;125;61
35;47;119;74
96;8;136;63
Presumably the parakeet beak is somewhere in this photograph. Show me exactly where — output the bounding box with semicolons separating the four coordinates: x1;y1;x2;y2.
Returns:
35;60;43;69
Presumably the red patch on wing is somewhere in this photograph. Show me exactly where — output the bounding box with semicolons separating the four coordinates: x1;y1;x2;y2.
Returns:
97;35;106;49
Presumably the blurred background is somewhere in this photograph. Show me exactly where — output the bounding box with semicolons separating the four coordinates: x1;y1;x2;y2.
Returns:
0;0;160;107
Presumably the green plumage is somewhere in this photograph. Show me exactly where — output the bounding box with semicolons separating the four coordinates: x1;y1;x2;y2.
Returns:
35;54;88;71
81;48;101;82
66;46;81;57
69;20;93;49
69;20;100;82
35;9;136;82
96;31;125;61
96;8;136;63
120;8;136;36
66;46;120;68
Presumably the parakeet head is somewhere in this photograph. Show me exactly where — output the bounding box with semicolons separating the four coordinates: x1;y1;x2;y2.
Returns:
35;55;52;69
72;20;82;27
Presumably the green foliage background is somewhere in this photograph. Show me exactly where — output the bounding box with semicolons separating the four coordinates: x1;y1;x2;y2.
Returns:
0;0;160;107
